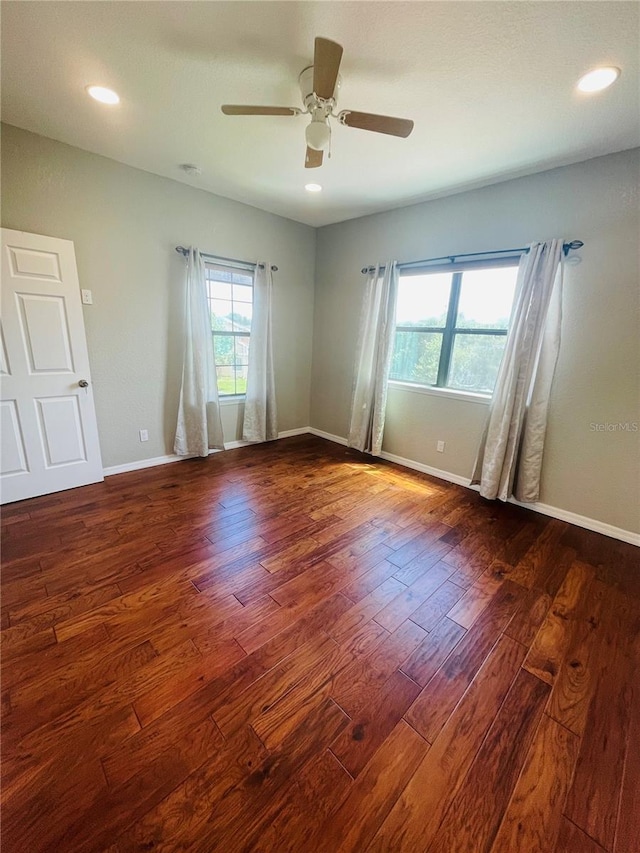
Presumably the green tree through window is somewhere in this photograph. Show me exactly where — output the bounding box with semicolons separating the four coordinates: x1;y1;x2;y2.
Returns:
390;263;518;395
205;263;254;396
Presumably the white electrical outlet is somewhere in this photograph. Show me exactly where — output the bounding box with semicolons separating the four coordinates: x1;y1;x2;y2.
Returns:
139;429;149;442
81;289;93;305
436;440;445;453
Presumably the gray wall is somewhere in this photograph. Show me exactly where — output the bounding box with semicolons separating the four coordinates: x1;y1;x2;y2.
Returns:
312;149;640;533
1;124;316;468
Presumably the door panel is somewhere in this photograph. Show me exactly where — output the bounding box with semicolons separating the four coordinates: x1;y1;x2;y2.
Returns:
1;229;103;503
0;326;10;375
17;293;75;373
0;400;28;475
7;245;63;281
36;396;87;467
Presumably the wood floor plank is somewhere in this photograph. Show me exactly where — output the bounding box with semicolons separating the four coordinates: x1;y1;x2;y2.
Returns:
447;569;504;629
368;634;526;852
330;669;421;777
58;719;225;853
339;558;402;603
615;656;640;853
563;588;635;850
546;577;607;735
11;638;158;734
134;636;246;726
331;619;426;717
252;620;388;750
2;703;141;828
7;581;122;634
189;698;350;851
426;668;550;853
502;518;567;589
2;756;108;853
0;573;48;612
555;818;608;852
0;622;109;691
386;522;450;569
110;726;267;853
213;632;336;737
490;713;580;852
405;582;522;742
235;748;352;853
327;576;407;644
408;578;465;631
504;586;552;648
523;560;595;686
400;616;466;687
317;721;430;853
373;562;452;632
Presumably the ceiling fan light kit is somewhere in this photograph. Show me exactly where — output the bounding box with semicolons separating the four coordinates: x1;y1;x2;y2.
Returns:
305;119;331;151
221;37;414;169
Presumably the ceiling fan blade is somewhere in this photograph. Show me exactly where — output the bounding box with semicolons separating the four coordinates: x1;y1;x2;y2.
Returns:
305;147;323;169
340;110;414;138
313;38;343;100
221;105;299;116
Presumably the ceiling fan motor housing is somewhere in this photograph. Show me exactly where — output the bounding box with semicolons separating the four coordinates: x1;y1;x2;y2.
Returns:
298;65;341;108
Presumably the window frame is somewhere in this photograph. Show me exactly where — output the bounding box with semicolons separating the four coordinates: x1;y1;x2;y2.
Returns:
205;260;255;399
390;255;520;397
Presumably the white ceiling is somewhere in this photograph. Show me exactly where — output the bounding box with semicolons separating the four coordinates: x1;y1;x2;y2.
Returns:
2;1;638;227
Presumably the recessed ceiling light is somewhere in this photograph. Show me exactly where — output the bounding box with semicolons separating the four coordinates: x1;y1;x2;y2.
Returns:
576;67;620;93
86;85;120;105
305;183;322;193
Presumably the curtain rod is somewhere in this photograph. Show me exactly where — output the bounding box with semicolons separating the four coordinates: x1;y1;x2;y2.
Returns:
360;240;583;274
175;246;278;272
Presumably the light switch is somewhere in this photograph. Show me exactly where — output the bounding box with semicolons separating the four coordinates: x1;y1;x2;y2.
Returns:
81;289;93;305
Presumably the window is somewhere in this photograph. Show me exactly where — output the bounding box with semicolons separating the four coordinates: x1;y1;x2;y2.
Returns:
205;262;254;396
390;261;519;396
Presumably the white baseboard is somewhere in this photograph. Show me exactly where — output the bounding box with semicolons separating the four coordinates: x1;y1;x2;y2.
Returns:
277;427;312;439
103;453;188;477
103;425;638;546
379;449;472;488
308;427;348;447
506;499;640;546
103;427;312;478
308;428;640;547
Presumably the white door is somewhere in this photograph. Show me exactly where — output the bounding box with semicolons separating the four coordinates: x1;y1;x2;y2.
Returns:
1;229;103;504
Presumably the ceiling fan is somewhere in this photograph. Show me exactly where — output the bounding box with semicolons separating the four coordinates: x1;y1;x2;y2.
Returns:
221;37;414;169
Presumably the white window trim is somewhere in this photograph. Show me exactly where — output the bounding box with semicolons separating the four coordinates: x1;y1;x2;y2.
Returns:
219;396;246;406
206;260;254;399
388;380;491;406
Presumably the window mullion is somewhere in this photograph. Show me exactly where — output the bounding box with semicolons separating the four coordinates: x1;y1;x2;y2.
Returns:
437;272;462;387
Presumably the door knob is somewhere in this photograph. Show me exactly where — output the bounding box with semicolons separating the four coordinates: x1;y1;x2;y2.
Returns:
78;380;89;388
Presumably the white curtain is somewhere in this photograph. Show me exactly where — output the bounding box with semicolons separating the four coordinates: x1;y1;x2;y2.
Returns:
174;248;225;457
472;239;564;501
348;261;399;455
242;263;278;442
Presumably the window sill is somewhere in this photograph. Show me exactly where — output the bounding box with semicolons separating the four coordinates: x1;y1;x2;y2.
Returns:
219;396;246;406
388;381;492;405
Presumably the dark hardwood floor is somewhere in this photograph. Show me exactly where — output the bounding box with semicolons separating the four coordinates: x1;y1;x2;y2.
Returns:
1;435;638;852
